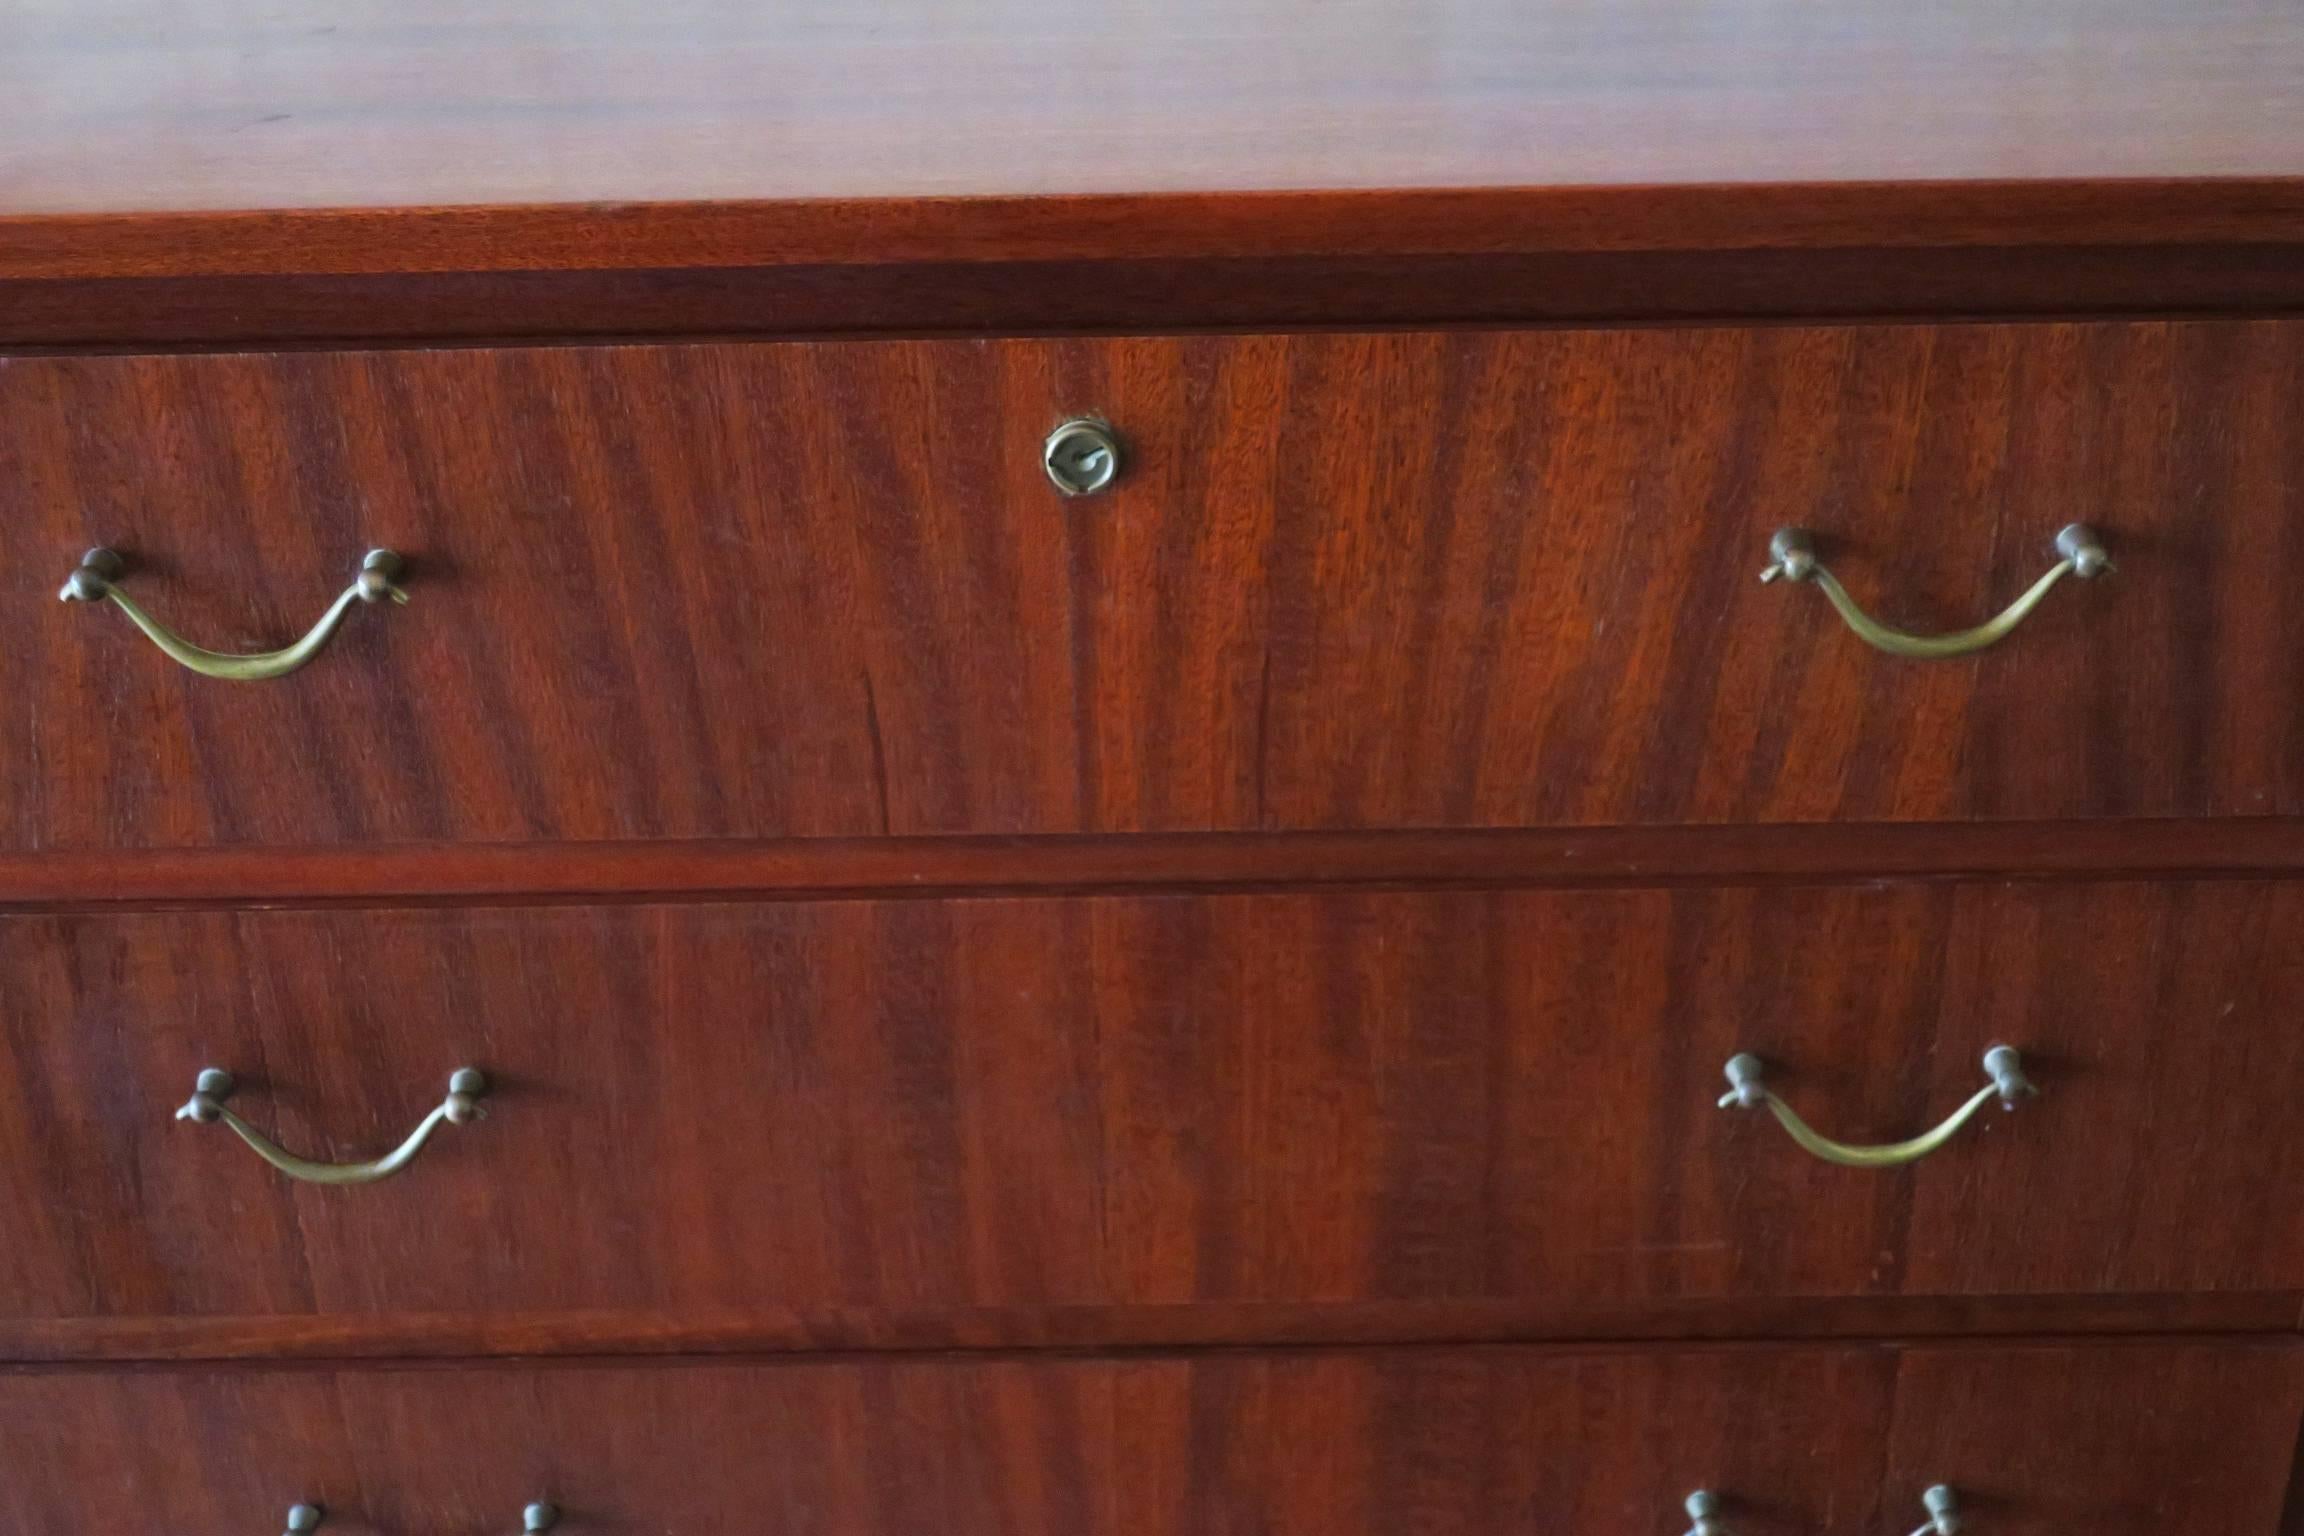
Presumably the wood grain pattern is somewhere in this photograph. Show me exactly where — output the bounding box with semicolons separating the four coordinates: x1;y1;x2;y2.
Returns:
4;1343;2298;1535
1881;1344;2304;1536
5;883;2303;1345
4;0;2303;218
5;322;2302;852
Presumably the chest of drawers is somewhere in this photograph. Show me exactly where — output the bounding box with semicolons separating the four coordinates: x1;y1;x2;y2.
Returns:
7;3;2304;1533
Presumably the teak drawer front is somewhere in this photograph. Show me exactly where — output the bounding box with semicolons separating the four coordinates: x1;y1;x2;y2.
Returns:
4;321;2300;851
6;881;2303;1350
5;1342;2299;1536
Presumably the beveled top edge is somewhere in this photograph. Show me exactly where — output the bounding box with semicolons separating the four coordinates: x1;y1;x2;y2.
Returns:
5;179;2304;284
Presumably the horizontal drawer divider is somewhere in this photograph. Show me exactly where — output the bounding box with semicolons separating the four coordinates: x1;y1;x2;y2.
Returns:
5;1292;2299;1368
9;818;2304;911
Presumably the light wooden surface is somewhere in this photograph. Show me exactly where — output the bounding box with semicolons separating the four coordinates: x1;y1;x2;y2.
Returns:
3;0;2301;215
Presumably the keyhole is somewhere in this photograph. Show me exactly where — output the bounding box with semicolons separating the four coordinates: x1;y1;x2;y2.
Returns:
1043;419;1122;497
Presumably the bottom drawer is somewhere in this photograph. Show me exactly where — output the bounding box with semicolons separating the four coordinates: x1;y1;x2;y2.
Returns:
4;1341;2297;1534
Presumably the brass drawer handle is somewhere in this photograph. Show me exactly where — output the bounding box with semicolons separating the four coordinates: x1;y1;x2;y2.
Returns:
1718;1047;2034;1168
1760;524;2109;657
60;546;408;680
1684;1485;1962;1534
282;1502;556;1533
178;1067;487;1185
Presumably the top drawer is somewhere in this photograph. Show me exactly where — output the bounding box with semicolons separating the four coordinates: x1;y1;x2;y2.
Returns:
2;322;2296;851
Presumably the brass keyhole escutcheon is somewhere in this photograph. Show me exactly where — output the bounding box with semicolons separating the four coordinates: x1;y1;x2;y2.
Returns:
1043;418;1122;497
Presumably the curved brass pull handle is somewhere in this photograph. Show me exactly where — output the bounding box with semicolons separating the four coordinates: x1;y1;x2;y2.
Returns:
177;1067;487;1185
60;546;408;680
1760;524;2110;658
1718;1047;2033;1168
278;1502;556;1533
1682;1485;1962;1535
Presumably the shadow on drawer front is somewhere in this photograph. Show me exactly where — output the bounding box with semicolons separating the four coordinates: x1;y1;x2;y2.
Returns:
3;1342;2297;1535
5;321;2301;850
4;881;2301;1345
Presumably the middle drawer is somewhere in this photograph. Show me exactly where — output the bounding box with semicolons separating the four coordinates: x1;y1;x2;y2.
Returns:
4;880;2299;1344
